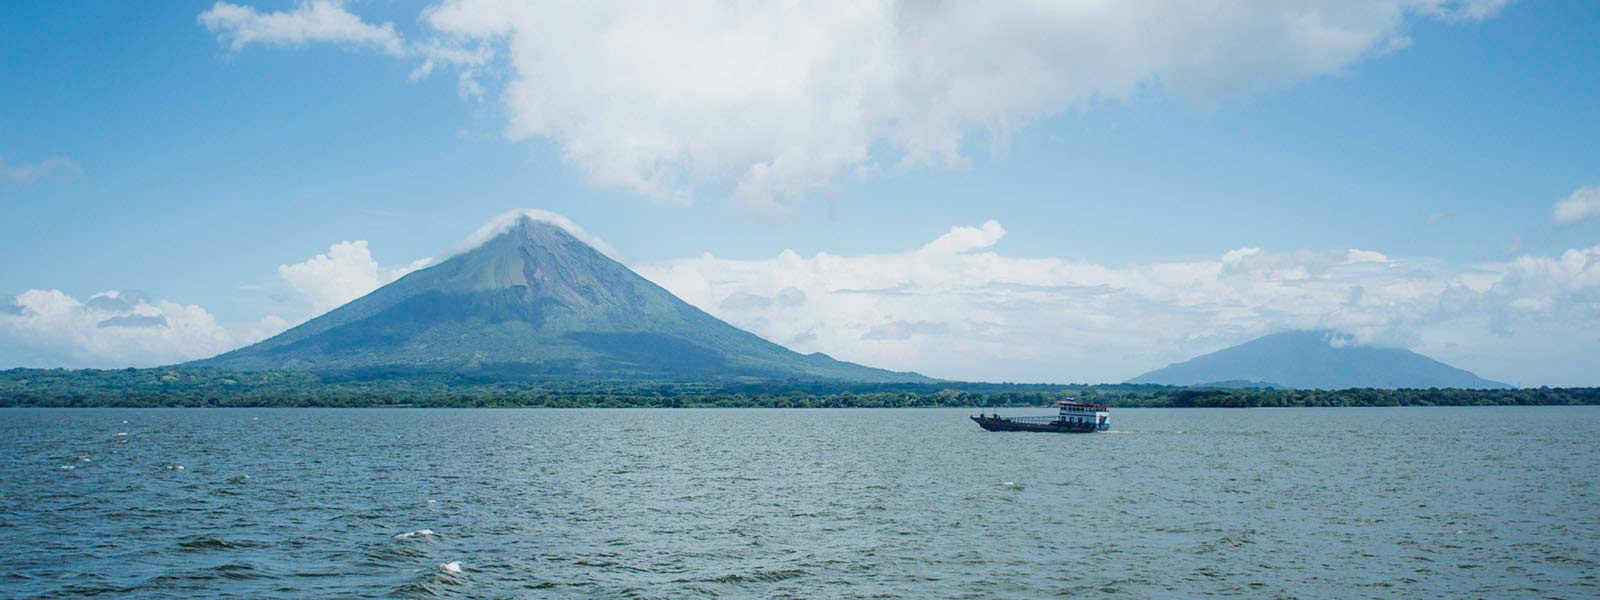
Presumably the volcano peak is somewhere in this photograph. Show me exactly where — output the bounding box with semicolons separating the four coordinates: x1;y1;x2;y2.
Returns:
192;211;923;383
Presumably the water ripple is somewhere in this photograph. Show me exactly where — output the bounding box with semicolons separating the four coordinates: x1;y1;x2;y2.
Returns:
1;407;1597;598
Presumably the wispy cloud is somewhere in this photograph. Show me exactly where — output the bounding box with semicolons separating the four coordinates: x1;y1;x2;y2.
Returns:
198;0;404;56
408;41;492;100
1;157;82;184
1552;185;1600;224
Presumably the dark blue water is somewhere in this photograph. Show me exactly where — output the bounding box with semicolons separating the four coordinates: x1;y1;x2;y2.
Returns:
2;407;1596;598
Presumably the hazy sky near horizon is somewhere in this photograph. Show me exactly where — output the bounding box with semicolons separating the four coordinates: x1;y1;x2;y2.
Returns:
2;1;1598;385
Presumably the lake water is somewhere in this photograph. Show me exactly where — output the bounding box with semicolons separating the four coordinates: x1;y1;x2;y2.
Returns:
1;407;1597;599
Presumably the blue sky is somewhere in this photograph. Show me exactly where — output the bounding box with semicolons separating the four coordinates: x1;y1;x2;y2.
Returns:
2;1;1597;385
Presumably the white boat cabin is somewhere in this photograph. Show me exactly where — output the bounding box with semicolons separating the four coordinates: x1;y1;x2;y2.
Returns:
1057;399;1110;431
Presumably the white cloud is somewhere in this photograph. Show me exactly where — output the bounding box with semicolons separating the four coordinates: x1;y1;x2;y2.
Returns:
1552;185;1600;224
1;157;82;184
1346;249;1390;263
635;220;1600;386
0;289;283;368
403;0;1513;211
7;210;1596;384
277;240;431;313
1222;247;1262;265
445;208;622;260
199;0;405;56
409;41;493;100
920;220;1006;255
1422;0;1516;20
0;231;446;368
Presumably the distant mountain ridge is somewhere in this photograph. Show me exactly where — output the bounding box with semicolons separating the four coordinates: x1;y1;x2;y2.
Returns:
192;215;926;383
1128;330;1509;389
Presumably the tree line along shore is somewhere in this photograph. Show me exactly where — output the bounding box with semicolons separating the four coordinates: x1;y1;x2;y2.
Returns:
2;368;1596;408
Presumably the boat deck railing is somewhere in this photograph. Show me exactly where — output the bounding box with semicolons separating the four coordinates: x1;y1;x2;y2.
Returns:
986;416;1068;424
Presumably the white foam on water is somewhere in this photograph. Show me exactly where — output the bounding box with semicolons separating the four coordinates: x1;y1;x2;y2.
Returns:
58;465;75;471
394;529;435;540
165;465;184;471
438;561;462;574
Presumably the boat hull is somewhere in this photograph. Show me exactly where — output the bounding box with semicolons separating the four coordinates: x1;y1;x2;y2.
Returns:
971;416;1102;433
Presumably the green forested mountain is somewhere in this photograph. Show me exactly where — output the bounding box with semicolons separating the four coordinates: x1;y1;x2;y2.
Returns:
190;217;925;383
1129;330;1509;389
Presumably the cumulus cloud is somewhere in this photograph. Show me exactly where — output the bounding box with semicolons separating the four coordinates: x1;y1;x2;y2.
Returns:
191;1;1519;210
1;157;83;184
7;208;1595;383
636;219;1600;386
399;0;1514;211
278;240;431;313
199;0;405;56
0;290;284;368
1552;185;1600;224
83;289;151;312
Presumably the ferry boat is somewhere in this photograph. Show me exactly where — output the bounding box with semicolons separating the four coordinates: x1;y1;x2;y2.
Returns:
971;399;1110;433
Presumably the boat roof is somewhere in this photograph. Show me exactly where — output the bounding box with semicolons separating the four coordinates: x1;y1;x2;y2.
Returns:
1057;399;1108;409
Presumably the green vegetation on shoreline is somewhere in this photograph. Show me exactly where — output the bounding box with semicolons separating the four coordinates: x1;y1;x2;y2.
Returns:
3;367;1596;408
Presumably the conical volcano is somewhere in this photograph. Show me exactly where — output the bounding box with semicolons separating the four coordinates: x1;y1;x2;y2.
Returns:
1127;330;1508;389
195;216;926;382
